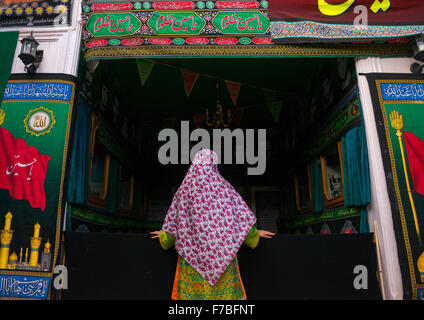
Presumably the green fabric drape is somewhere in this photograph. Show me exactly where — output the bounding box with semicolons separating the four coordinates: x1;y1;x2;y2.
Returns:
342;123;371;233
67;97;92;205
310;158;324;212
289;178;298;220
107;157;120;213
0;32;18;106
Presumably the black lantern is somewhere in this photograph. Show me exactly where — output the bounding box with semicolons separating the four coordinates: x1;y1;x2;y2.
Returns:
18;31;43;73
412;34;424;62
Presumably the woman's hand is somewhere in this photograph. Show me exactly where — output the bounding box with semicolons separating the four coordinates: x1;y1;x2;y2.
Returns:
150;230;163;239
258;230;276;239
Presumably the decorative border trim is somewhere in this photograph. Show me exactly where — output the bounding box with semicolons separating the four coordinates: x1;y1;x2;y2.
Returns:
84;42;411;59
0;0;71;27
270;21;424;42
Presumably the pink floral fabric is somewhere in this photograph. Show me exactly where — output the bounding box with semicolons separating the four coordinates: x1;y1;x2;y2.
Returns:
162;149;256;286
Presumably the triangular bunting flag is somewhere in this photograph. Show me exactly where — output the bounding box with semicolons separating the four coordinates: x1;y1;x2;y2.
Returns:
181;69;199;96
403;130;424;195
136;59;155;86
269;101;283;123
225;80;241;106
263;89;276;107
162;117;176;129
193;113;205;129
231;108;244;126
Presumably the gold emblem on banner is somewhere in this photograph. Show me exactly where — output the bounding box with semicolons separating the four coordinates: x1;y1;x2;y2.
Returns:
24;107;56;136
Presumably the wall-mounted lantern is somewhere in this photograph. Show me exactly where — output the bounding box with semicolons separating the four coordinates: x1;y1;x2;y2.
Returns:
18;31;43;73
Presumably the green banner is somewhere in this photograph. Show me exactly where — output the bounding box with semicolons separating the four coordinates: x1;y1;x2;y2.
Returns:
366;74;424;300
148;11;206;35
308;88;361;157
86;12;142;37
212;11;269;34
0;75;76;292
286;206;361;229
70;205;147;229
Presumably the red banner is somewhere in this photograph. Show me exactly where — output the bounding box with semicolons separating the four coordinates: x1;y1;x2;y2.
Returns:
269;0;424;43
0;127;51;211
269;0;424;24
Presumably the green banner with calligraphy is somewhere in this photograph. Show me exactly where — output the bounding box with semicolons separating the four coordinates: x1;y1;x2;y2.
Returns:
81;0;411;59
0;74;77;300
366;73;424;300
286;206;361;229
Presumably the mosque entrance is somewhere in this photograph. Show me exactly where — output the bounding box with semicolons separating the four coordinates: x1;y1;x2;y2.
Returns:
71;56;366;237
60;56;381;300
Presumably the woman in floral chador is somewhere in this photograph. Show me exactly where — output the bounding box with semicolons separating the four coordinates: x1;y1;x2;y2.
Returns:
151;149;275;300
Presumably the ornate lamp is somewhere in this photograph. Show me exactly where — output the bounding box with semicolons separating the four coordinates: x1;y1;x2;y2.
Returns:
205;82;232;128
412;34;424;62
18;32;43;73
410;34;424;74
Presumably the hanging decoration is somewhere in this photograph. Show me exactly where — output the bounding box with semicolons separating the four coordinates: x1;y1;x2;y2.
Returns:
225;80;241;106
269;101;283;123
262;89;282;122
136;59;155;86
206;82;231;128
193;113;205;129
231;108;244;127
181;69;200;96
162;117;176;129
320;223;332;235
205;103;232;128
263;89;276;106
340;220;358;234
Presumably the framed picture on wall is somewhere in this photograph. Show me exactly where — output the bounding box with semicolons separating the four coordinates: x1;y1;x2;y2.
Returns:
118;164;134;216
279;185;290;221
294;165;312;215
320;140;344;208
250;187;281;233
88;115;111;209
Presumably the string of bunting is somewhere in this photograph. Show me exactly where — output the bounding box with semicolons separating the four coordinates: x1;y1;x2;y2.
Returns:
148;96;289;129
149;96;295;132
136;59;295;125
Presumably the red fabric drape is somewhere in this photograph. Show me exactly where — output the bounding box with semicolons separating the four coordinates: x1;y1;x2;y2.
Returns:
0;127;51;211
269;0;424;25
403;131;424;196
